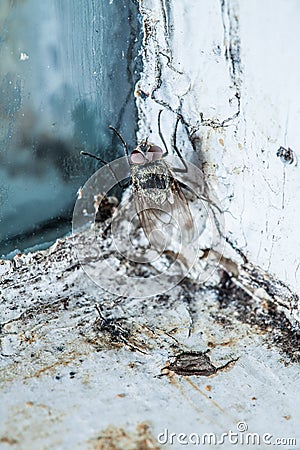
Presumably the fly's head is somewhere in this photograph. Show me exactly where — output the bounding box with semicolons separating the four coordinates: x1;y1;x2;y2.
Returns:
129;141;164;166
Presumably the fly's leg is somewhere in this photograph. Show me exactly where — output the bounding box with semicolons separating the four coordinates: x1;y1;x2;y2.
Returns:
81;150;108;165
158;109;188;173
108;124;131;186
179;180;222;213
81;150;130;190
171;115;222;214
109;125;129;160
81;141;133;243
158;109;169;156
172;115;188;173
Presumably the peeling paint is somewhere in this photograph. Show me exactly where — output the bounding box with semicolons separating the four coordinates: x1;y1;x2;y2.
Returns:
87;423;159;450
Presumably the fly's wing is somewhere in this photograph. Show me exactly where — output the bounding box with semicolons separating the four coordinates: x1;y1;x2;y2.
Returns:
134;177;195;252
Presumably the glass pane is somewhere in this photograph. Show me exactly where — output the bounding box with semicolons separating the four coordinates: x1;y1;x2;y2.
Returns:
0;0;141;257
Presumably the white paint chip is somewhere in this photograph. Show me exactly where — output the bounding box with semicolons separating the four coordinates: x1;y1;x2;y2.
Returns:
20;52;29;61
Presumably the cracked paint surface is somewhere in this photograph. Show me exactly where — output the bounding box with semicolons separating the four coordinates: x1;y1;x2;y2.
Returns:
135;0;300;294
1;1;300;448
0;226;299;448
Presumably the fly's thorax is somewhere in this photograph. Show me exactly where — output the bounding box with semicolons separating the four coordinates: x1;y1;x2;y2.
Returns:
131;160;176;205
131;158;167;174
131;160;172;188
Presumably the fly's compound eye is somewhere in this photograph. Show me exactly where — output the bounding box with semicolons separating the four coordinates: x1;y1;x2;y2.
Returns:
146;145;163;162
130;149;146;165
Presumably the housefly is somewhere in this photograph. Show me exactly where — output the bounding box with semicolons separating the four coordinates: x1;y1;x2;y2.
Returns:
81;111;196;251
